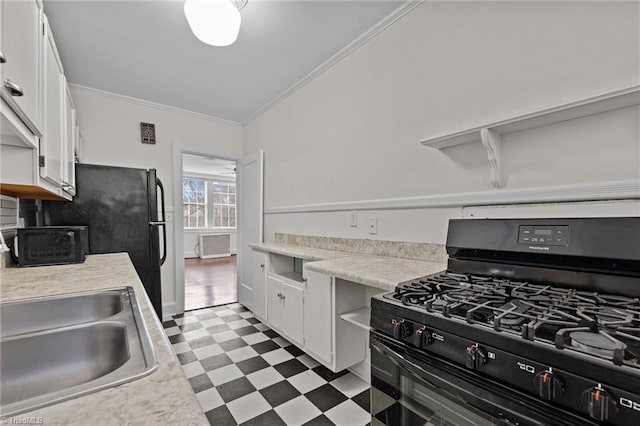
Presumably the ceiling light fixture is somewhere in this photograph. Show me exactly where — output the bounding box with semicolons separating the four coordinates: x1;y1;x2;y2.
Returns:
184;0;248;47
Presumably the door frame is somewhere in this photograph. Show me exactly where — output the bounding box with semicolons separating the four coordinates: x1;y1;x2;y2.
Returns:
172;143;240;315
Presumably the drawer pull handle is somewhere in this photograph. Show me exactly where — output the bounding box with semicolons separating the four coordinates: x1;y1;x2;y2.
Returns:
4;79;23;96
0;51;6;63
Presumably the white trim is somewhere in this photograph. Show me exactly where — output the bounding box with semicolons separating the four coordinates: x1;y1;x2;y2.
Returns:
69;84;241;127
183;171;236;182
264;180;640;214
242;0;423;126
162;301;177;319
172;143;241;315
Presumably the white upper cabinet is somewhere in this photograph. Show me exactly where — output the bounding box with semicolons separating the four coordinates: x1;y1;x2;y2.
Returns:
1;0;43;135
40;15;64;188
0;4;77;201
62;81;76;195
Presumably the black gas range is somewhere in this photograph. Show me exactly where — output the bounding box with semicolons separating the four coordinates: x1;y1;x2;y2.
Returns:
370;217;640;426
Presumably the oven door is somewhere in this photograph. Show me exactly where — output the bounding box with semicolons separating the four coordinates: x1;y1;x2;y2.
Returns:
370;332;598;426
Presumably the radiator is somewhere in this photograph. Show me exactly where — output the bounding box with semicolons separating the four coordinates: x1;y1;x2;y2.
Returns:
198;233;231;259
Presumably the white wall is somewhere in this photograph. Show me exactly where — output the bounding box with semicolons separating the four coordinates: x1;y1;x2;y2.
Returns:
243;1;640;242
70;86;243;313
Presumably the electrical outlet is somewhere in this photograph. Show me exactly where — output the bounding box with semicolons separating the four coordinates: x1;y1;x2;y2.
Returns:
350;211;358;227
369;217;378;235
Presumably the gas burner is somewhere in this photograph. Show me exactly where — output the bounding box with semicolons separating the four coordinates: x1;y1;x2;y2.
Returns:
569;331;627;357
555;327;632;365
387;271;640;368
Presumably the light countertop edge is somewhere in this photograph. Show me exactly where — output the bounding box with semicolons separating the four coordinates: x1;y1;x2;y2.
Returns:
0;253;208;426
304;255;446;291
251;242;447;291
250;242;352;261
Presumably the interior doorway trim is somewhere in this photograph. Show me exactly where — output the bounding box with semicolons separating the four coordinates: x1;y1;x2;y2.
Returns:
172;143;240;315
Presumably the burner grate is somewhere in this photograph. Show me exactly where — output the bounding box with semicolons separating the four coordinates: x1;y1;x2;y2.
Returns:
388;272;640;367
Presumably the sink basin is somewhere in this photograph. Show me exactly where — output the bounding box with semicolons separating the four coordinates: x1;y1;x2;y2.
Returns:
0;290;123;336
0;287;157;417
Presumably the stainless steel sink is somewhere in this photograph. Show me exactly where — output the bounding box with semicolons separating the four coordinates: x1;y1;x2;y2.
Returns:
0;287;157;417
0;290;123;336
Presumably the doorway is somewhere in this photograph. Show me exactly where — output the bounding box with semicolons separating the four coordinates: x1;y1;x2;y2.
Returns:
182;154;238;311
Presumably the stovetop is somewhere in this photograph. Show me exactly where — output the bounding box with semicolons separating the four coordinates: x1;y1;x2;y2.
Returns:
385;272;640;369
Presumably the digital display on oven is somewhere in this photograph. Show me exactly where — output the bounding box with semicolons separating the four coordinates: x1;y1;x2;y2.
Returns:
518;225;569;246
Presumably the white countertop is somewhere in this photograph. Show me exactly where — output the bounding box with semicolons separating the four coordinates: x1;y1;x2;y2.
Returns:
250;242;352;261
251;243;447;291
0;253;208;425
304;255;446;291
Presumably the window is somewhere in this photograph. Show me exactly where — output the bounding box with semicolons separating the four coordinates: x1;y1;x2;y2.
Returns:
212;181;236;228
183;178;207;228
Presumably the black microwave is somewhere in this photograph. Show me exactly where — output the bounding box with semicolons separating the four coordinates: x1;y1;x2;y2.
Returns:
16;226;89;266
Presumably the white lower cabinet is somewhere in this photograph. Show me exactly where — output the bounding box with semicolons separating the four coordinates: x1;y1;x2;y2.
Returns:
252;250;268;321
251;248;378;376
304;267;371;372
266;275;303;345
303;269;333;365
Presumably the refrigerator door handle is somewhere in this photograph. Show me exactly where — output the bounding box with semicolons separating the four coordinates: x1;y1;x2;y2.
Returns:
156;178;167;266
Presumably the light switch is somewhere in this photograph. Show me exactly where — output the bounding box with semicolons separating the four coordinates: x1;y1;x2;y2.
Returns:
369;217;378;235
350;211;358;227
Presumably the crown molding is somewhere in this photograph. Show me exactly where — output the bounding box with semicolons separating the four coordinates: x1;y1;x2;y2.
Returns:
264;180;640;214
241;0;423;126
69;84;241;127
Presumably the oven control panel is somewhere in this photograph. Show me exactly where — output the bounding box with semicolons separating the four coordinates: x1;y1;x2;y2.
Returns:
376;313;640;426
518;225;569;246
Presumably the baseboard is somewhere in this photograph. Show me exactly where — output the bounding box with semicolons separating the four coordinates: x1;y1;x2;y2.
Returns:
184;252;236;259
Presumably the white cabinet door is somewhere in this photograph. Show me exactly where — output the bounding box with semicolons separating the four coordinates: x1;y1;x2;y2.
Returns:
266;276;284;332
281;281;303;345
62;81;75;195
1;0;42;133
252;250;268;321
303;269;333;364
236;150;264;309
40;16;64;187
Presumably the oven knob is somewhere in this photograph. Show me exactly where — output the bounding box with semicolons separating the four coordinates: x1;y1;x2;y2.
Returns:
392;319;413;339
533;370;564;401
413;326;432;348
465;344;486;369
401;321;413;338
582;386;617;421
392;319;403;339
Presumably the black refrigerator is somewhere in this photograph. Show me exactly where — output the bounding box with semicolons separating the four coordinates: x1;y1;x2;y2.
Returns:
38;163;167;318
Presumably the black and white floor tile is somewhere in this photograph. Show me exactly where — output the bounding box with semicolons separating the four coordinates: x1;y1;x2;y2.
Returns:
163;303;371;426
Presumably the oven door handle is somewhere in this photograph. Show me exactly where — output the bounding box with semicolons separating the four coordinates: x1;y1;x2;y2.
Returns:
371;339;434;380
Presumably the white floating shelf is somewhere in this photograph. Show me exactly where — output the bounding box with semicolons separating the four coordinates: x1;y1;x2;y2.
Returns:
340;307;371;331
421;85;640;149
420;85;640;188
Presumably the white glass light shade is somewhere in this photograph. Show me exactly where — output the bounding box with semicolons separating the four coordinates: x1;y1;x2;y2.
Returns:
184;0;241;47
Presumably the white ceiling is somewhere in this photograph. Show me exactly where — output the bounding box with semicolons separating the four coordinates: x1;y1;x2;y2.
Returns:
183;154;236;178
44;0;408;123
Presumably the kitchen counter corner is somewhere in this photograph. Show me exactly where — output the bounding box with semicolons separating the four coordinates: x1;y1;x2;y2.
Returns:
0;253;208;425
304;255;446;291
250;242;351;261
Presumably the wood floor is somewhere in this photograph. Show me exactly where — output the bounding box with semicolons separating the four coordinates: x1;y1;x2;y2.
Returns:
184;256;237;311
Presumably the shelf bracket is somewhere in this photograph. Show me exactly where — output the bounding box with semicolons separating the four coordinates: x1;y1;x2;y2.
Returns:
480;128;501;188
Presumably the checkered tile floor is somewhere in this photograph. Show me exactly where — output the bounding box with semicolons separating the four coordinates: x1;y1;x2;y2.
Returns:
163;303;371;426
